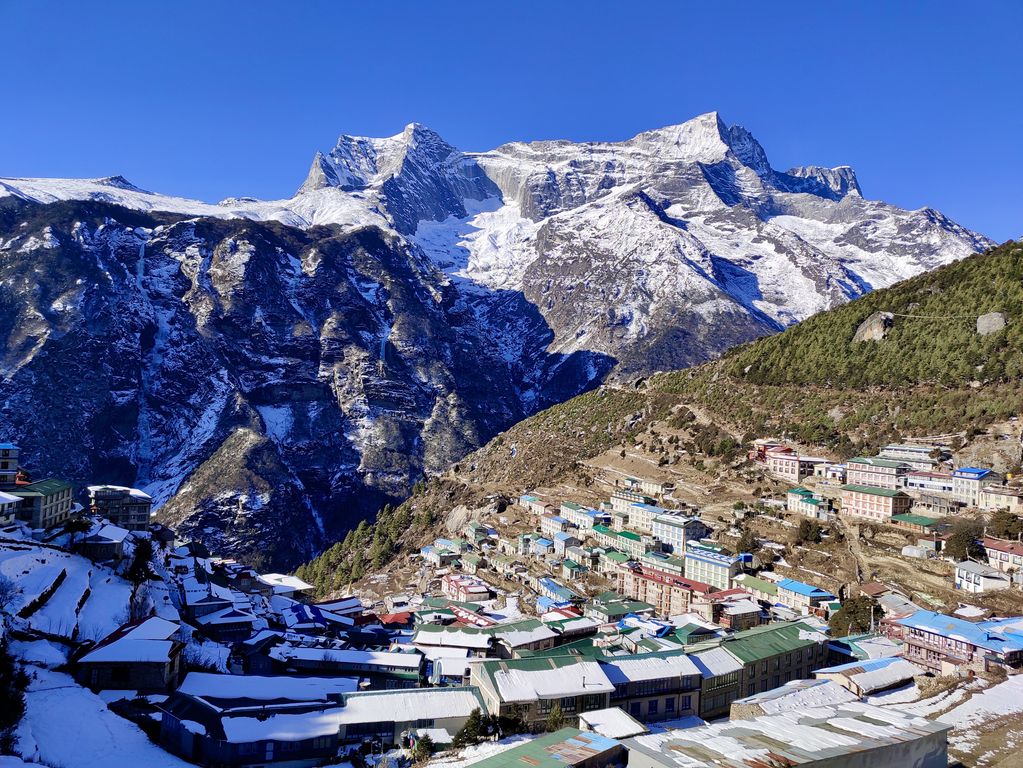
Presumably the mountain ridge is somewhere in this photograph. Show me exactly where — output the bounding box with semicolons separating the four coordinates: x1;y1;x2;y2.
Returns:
295;239;1023;596
0;112;993;566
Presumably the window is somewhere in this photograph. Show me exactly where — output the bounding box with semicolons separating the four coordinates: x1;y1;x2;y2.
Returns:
680;696;691;711
537;699;554;715
648;700;658;716
629;702;641;716
665;698;675;713
560;697;577;713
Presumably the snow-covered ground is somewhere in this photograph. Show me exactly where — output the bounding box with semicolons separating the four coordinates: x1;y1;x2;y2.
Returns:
0;539;132;641
426;735;534;768
937;675;1023;754
14;668;191;768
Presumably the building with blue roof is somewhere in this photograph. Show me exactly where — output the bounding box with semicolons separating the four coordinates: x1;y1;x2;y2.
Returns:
537;577;579;605
894;609;1023;674
552;530;583;555
952;466;1001;507
532;537;555;557
776;578;836;611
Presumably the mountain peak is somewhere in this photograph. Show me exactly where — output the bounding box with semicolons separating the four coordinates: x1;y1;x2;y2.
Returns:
630;112;732;162
297;123;459;196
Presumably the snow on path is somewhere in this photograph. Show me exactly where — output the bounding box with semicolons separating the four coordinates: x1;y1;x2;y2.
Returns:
15;668;191;768
898;678;986;717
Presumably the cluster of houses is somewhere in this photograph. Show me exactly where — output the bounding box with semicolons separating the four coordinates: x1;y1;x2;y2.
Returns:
0;442;157;536
760;438;1023;594
5;435;1023;768
762;438;1020;523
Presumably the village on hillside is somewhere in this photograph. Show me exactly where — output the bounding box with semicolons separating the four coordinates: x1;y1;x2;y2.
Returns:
3;429;1023;768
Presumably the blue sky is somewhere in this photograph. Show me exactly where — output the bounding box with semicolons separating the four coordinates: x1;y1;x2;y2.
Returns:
2;1;1020;240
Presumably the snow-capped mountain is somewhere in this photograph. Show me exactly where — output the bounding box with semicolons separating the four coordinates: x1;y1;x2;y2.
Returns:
0;113;991;565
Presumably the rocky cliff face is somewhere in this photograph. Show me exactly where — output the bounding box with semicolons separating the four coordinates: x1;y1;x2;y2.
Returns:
0;112;992;565
0;199;604;567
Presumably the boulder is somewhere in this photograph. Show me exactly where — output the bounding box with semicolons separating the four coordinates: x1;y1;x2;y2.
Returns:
853;311;894;342
977;312;1007;336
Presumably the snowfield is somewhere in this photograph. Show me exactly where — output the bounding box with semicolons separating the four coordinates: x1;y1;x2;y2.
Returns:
15;668;191;768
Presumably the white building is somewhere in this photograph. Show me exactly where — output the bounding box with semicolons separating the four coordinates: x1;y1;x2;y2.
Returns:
520;494;553;516
683;543;744;591
954;560;1011;593
952;467;999;507
0;490;19;525
767;454;828;483
905;471;954;494
879;443;944;470
978;485;1023;512
845;457;910;490
560;502;607;530
652;514;710;554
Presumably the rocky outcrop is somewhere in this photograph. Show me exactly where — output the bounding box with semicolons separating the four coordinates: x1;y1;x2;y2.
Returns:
853;311;894;342
977;312;1007;336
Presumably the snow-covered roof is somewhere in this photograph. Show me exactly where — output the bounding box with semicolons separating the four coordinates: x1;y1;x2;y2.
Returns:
493;660;614;703
86;484;153;501
626;701;949;766
258;573;314;593
178;672;358;706
412;625;492;649
0;490;21;505
221;708;344;743
334;687;483;725
282;603;355;628
84;523;130;544
269;646;422;669
815;657;924;694
194;607;258;626
689;647;744;677
315;596;365;615
83;624;171;663
732;679;858;715
601;653;700;684
79;616;180;664
491;620;559;648
579;707;648;739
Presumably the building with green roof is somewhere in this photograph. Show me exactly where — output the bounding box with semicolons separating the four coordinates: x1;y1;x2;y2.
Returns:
846;457;911;490
889;513;943;533
10;478;75;529
592;525;647;558
840;484;912;522
469;728;625;768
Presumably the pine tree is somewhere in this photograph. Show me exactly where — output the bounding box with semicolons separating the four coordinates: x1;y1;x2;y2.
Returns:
452;708;484;748
411;733;434;763
545;703;566;732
